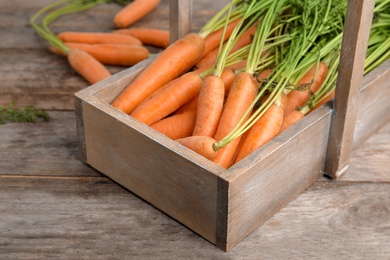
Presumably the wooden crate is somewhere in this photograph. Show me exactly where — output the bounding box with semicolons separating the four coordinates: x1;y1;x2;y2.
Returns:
74;0;389;251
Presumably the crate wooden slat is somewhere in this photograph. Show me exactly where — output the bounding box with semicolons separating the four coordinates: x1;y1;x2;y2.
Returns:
353;59;390;145
74;0;390;252
325;0;375;178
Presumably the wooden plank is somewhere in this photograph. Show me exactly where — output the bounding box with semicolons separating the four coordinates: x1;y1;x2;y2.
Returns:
218;105;332;251
325;0;375;178
0;111;98;177
1;177;389;259
169;0;193;42
0;49;124;110
353;59;390;146
344;120;390;182
80;96;223;244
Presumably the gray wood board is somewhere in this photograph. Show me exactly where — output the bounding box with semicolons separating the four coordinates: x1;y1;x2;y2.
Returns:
0;175;389;259
0;111;98;177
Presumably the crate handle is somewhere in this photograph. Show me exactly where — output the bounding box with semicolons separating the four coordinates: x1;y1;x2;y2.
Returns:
169;0;193;43
324;0;375;178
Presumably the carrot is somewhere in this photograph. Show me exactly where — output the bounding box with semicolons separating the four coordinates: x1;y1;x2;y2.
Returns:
280;92;289;112
58;31;142;46
226;59;247;71
150;110;196;140
113;0;161;28
192;75;225;137
174;95;199;115
284;62;328;117
212;71;258;168
67;48;111;84
130;71;203;125
202;18;241;58
113;28;170;48
51;42;150;66
176;136;218;160
234;103;284;163
279;110;305;133
311;90;335;111
230;129;249;166
111;32;205;114
196;22;258;69
260;90;288;111
220;68;236;94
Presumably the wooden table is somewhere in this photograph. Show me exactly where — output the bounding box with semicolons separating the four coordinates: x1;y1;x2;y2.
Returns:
1;1;389;259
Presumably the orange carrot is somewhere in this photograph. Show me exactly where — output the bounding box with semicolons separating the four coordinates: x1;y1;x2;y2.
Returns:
196;22;258;69
202;18;241;58
51;42;150;66
279;110;305;133
312;90;335;111
130;71;203;125
111;32;205;114
58;31;142;46
230;129;249;166
174;95;199;115
260;91;288;111
280;92;289;112
234;103;284;163
67;48;111;84
212;71;258;168
284;62;328;117
113;28;170;48
150;110;196;140
220;68;236;94
192;75;225;137
226;59;247;71
113;0;161;28
176;136;218;160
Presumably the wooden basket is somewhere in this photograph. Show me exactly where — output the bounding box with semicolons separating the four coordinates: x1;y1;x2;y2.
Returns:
74;0;390;251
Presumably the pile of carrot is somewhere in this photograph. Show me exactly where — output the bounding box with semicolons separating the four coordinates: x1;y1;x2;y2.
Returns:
110;0;390;169
31;0;168;84
33;0;389;169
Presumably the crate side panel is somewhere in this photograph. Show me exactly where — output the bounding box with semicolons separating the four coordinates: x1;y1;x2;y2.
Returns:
223;110;332;250
354;60;390;146
81;100;219;244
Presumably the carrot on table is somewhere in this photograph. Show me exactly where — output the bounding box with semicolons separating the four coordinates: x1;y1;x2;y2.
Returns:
67;48;111;84
150;110;196;140
51;42;150;66
176;136;218;160
284;62;329;117
113;28;170;48
130;71;204;126
192;75;225;137
111;32;205;114
234;103;284;163
113;0;161;28
57;31;142;46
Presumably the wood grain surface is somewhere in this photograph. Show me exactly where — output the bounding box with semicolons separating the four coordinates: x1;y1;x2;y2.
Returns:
0;0;389;259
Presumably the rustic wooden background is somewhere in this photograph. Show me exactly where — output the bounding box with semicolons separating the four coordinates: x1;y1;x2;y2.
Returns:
0;0;389;259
